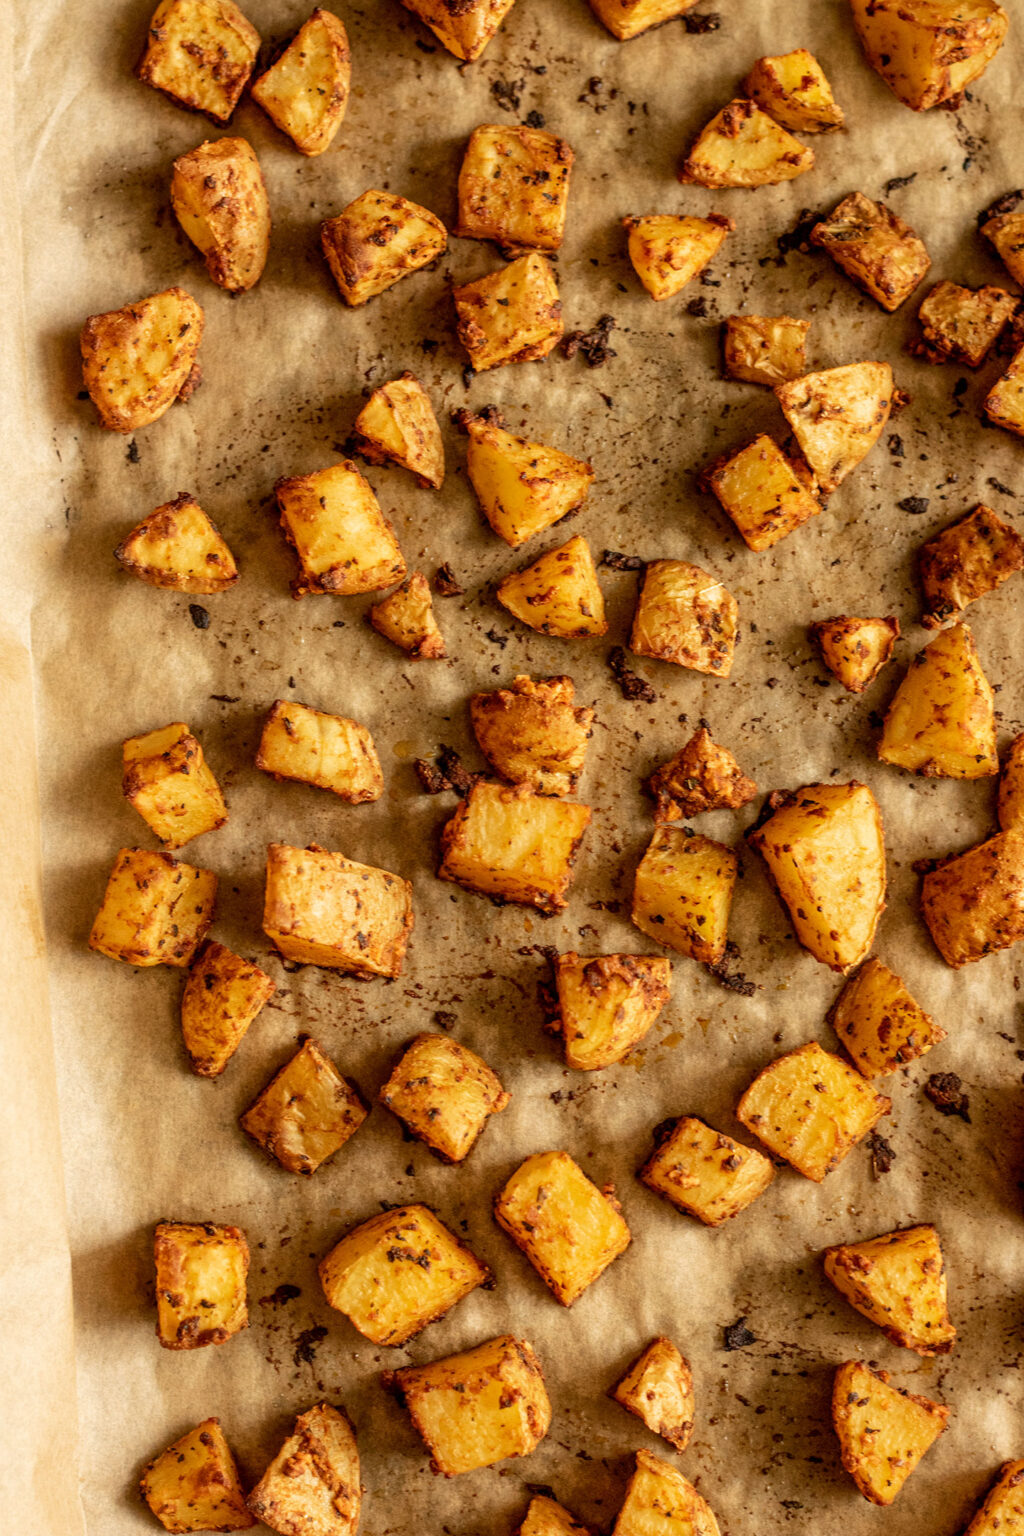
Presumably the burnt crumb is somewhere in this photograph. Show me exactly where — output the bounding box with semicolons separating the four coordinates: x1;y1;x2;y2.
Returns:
866;1130;896;1179
686;295;709;317
925;1072;971;1123
683;10;721;30
560;314;617;367
601;549;644;571
452;403;505;432
780;1501;805;1512
608;645;656;702
485;627;509;648
979;188;1023;225
883;173;917;194
433;562;465;596
461;363;474;390
188;604;210;629
704;955;757;997
491;77;524;112
126;439;140;464
210;693;240;703
524;110;545;129
589;899;623;913
414;37;435;52
260;1283;301;1307
953;376;970;400
888;433;905;459
987;476;1016;497
419;337;439;354
293;1324;328;1366
414;745;479;797
898;496;930;516
761;208;820;268
434;1009;457;1031
723;1317;756;1351
415;759;449;795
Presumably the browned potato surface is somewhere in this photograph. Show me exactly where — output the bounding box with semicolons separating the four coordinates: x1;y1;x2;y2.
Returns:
115;494;237;592
963;1461;1024;1535
680;99;814;187
379;1033;509;1162
623;214;732;301
985;342;1024;437
170;137;269;292
631;826;736;965
919;504;1024;627
737;1041;891;1181
141;1417;254;1532
639;1116;775;1226
154;1221;249;1350
702;434;823;550
648;726;757;820
828;957;945;1078
832;1361;948;1505
398;0;518;59
742;49;844;131
810;615;899;693
878;623;997;777
519;1495;594;1535
256;701;383;802
353;372;444;488
454;253;563;371
122;721;227;848
321;190;446;306
89;847;217;967
775;361;893;492
462;412;594;548
849;0;1008;111
275;460;406;597
630;560;737;676
613;1450;722;1535
823;1224;956;1355
611;1336;695;1451
81;287;203;433
722;316;809;386
370;572;446;659
470;675;594;796
240;1037;367;1174
913;280;1017;367
555;952;671;1070
497;536;606;638
588;0;699;40
263;842;413;976
181;940;276;1076
136;0;259;122
438;780;592;913
251;7;350;155
921;828;1024;967
457;124;573;252
247;1403;360;1536
494;1150;630;1305
999;733;1024;831
811;193;930;311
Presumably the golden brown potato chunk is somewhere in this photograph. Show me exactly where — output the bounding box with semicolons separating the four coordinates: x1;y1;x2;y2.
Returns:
849;0;1008;111
263;842;413;977
702;434;823;551
611;1337;695;1452
555;952;672;1070
775;361;893;492
919;504;1024;628
141;1417;254;1533
454;253;563;372
679;99;814;188
170;138;269;293
829;958;945;1078
89;848;216;968
722;315;810;386
470;675;594;796
463;412;594;549
832;1361;948;1506
742;49;845;131
398;0;518;59
240;1037;367;1174
588;0;699;40
181;940;276;1077
648;726;757;821
878;623;997;777
624;214;733;302
80;287;203;434
640;1116;775;1226
519;1495;594;1536
737;1041;891;1181
963;1461;1024;1535
438;780;591;913
353;372;444;488
256;700;383;802
999;733;1024;831
154;1221;248;1350
982;202;1024;287
631;827;736;965
247;1403;359;1536
913;281;1017;367
614;1450;722;1536
457;124;573;253
630;560;738;676
251;8;350;156
275;459;406;597
811;193;930;311
136;0;259;122
379;1032;509;1162
810;615;900;693
497;535;607;638
321;190;446;306
122;722;227;848
370;572;446;659
494;1150;631;1305
921;828;1024;967
824;1224;956;1355
115;494;238;593
984;342;1024;438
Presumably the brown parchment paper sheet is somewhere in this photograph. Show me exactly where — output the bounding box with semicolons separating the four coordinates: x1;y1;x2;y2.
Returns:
5;0;1024;1531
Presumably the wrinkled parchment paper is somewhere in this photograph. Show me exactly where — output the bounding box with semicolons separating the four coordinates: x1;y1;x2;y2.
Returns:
4;0;1024;1531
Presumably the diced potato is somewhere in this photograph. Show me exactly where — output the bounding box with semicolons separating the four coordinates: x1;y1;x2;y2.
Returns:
555;952;672;1070
921;827;1024;968
398;0;518;60
811;193;930;311
631;827;736;965
457;124;574;253
353;373;444;488
154;1221;248;1350
263;842;413;977
251;8;350;156
141;1418;254;1533
984;342;1024;438
497;535;607;638
823;1224;956;1355
919;504;1024;628
275;460;406;597
747;782;886;971
722;315;810;386
829;957;945;1078
982;204;1024;287
240;1036;367;1174
136;0;259;122
612;1337;695;1454
181;941;275;1077
80;287;203;434
370;572;446;659
454;253;563;372
247;1403;359;1536
115;494;238;593
438;780;591;914
463;412;594;549
494;1150;631;1306
122;721;227;848
832;1361;948;1506
999;733;1024;831
321;190;446;306
588;0;699;40
963;1461;1024;1536
648;726;757;821
388;1334;551;1476
379;1032;509;1162
810;615;900;693
775;362;894;493
702;434;823;551
914;281;1017;367
640;1115;775;1226
89;847;216;968
623;214;733;302
613;1450;722;1536
737;1041;891;1181
679;99;814;188
742;49;845;132
255;700;383;802
519;1495;594;1536
170;138;269;293
878;623;997;777
849;0;1009;112
630;560;738;676
470;675;594;797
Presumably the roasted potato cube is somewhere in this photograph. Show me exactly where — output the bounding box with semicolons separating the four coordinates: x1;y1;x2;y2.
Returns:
89;848;216;968
251;8;350;156
679;99;814;188
115;494;238;593
497;535;607;638
256;701;383;802
154;1221;248;1350
775;361;894;492
555;952;672;1070
748;782;886;971
457;124;573;253
614;1450;722;1536
631;827;736;965
122;722;227;848
648;726;757;821
141;1418;254;1533
80;287;203;434
742;49;845;132
919;504;1024;628
737;1041;891;1181
999;733;1024;831
470;675;594;797
321;190;446;306
275;460;406;597
353;373;444;488
611;1337;695;1452
170;138;269;293
722;315;810;386
263;842;413;977
984;341;1024;438
702;435;822;551
388;1334;551;1476
630;559;738;676
623;213;733;302
829;958;945;1078
519;1495;594;1536
494;1150;631;1305
181;940;276;1077
240;1037;367;1174
454;253;563;372
914;281;1017;367
811;193;930;311
982;202;1024;287
810;615;900;693
136;0;259;122
963;1460;1024;1535
379;1032;509;1162
463;412;594;549
588;0;699;40
398;0;518;60
849;0;1008;112
438;780;591;913
921;828;1024;967
247;1403;359;1536
824;1224;956;1355
640;1115;775;1226
878;623;997;777
832;1361;948;1506
370;572;446;659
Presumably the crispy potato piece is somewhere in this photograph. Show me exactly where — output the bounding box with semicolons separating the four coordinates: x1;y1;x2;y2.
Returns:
630;560;737;676
470;675;594;796
722;315;810;386
89;848;216;968
181;940;276;1077
463;412;594;549
170;138;269;293
438;780;591;913
679;99;814;188
247;1403;359;1536
123;722;227;848
878;623;997;777
588;0;699;40
623;214;733;302
321;190;446;306
494;1150;631;1305
999;733;1024;831
256;701;383;802
775;362;893;492
398;0;518;60
824;1224;956;1355
963;1461;1024;1535
379;1033;509;1162
913;281;1017;367
80;287;203;433
614;1450;722;1536
370;572;446;659
985;342;1024;437
263;842;413;977
919;504;1024;627
275;460;406;597
702;434;822;551
737;1041;890;1181
497;535;606;638
240;1037;367;1174
810;615;900;693
141;1418;254;1533
251;8;350;156
457;124;573;253
743;49;844;132
849;0;1008;111
454;253;563;372
832;1361;948;1506
612;1337;695;1451
555;952;672;1070
982;204;1024;287
519;1495;594;1536
811;193;930;311
136;0;259;123
640;1115;775;1226
387;1334;551;1476
829;958;945;1078
115;494;238;593
648;726;757;822
921;827;1024;967
353;373;443;488
154;1221;248;1350
631;827;736;965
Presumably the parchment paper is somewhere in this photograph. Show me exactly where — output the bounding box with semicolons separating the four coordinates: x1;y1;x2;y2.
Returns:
5;0;1024;1531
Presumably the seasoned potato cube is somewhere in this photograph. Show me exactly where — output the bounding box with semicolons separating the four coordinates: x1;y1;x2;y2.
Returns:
588;0;699;40
849;0;1008;112
631;827;736;965
963;1461;1024;1535
122;722;227;848
519;1495;594;1536
80;287;203;434
115;494;238;594
141;1417;254;1533
648;727;757;821
170;138;269;293
181;940;276;1077
737;1041;891;1181
914;281;1017;367
999;733;1024;831
982;201;1024;287
463;412;593;549
470;675;594;797
251;8;350;156
811;193;930;311
679;99;814;188
240;1037;367;1174
247;1403;359;1536
614;1450;722;1536
630;560;738;676
829;958;945;1078
702;434;822;551
611;1337;695;1452
388;1334;551;1476
555;952;672;1070
722;315;810;386
275;460;405;597
984;342;1024;438
640;1115;775;1226
742;49;845;132
438;780;591;913
154;1221;248;1350
398;0;518;60
379;1032;509;1162
370;572;446;659
878;623;997;778
136;0;259;122
919;504;1024;628
457;124;573;253
89;848;216;968
256;701;383;802
810;615;900;693
623;214;733;302
497;535;607;638
353;373;444;489
454;253;563;372
824;1224;956;1355
494;1150;630;1305
321;190;446;306
832;1361;948;1506
775;362;894;492
921;828;1024;967
263;842;413;977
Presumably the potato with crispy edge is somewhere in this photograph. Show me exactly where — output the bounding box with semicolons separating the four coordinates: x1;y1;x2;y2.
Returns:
723;315;810;386
919;504;1024;628
824;1224;956;1355
141;1417;254;1533
240;1037;367;1174
640;1115;775;1226
115;494;238;593
321;190;446;306
614;1450;722;1536
181;940;276;1076
588;0;699;40
999;733;1024;831
737;1041;891;1181
438;780;591;914
555;952;672;1070
171;138;269;293
702;434;823;551
457;124;573;253
494;1150;631;1306
811;193;930;311
470;675;594;797
136;0;260;123
611;1337;695;1452
631;827;736;965
679;99;814;188
89;848;216;968
913;281;1017;367
398;0;518;60
379;1033;509;1162
454;253;563;372
462;412;594;549
878;623;997;777
497;535;607;638
154;1221;248;1350
370;572;446;659
829;957;945;1078
648;726;757;822
275;460;406;597
985;342;1024;438
519;1495;595;1536
81;287;203;433
849;0;1008;112
246;1403;359;1536
251;8;350;156
123;722;227;848
810;615;899;693
353;372;444;489
963;1461;1024;1535
743;49;845;131
832;1361;948;1506
921;827;1024;967
775;361;893;492
624;214;733;302
263;842;413;977
630;560;738;676
982;199;1024;287
256;701;383;802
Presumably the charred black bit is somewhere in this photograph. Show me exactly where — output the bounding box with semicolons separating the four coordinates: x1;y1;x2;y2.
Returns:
414;747;478;797
434;1009;456;1031
883;173;917;194
897;496;930;516
601;550;644;571
189;604;210;629
723;1317;756;1351
761;208;820;268
485;627;509;648
433;562;465;596
925;1072;971;1122
608;645;656;702
887;433;905;459
524;110;545;129
560;314;617;367
414;759;449;794
686;295;709;317
293;1324;328;1365
260;1283;301;1307
126;439;140;464
987;476;1015;498
684;10;721;31
866;1130;896;1178
704;955;757;997
490;77;524;112
979;188;1023;226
